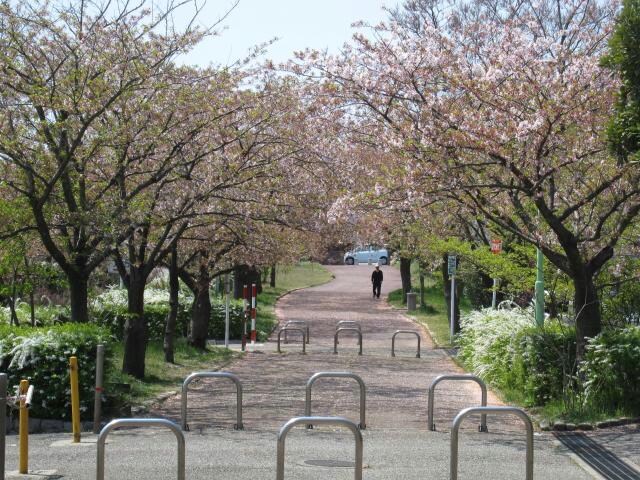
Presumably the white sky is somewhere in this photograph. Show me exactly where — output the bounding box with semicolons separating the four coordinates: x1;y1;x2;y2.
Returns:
171;0;397;67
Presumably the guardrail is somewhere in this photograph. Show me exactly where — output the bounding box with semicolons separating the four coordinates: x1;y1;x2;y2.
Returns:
305;372;366;429
277;327;306;353
1;373;6;480
97;418;185;480
334;328;363;355
283;321;310;344
276;416;363;480
391;330;421;358
181;372;243;430
428;375;488;432
450;406;533;480
336;321;361;345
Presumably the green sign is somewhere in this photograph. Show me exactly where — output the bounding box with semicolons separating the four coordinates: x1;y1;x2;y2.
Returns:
448;255;457;276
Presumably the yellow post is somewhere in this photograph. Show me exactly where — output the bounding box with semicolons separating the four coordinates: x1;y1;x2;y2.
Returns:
19;379;28;474
69;356;81;443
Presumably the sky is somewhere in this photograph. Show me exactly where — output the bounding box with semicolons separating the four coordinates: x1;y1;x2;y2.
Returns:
171;0;397;67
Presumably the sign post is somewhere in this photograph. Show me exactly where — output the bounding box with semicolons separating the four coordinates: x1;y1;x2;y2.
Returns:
224;274;230;348
447;255;457;343
490;239;502;309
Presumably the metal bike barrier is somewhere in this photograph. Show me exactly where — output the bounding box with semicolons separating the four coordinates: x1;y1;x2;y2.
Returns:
283;320;310;344
181;372;243;430
391;330;421;358
276;416;363;480
97;418;185;480
334;328;363;355
335;321;361;345
1;373;6;480
428;374;488;432
450;406;533;480
305;372;366;429
277;327;306;353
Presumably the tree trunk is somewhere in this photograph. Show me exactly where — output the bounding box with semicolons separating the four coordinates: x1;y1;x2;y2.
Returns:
573;274;602;363
69;273;89;323
441;255;462;334
123;268;148;379
400;257;412;304
164;245;179;363
29;290;35;327
189;264;211;350
270;264;276;288
419;273;425;308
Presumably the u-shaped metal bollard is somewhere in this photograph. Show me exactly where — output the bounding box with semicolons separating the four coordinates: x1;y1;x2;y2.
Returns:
450;406;533;480
276;416;363;480
97;418;185;480
181;372;243;431
0;373;6;480
428;374;488;432
391;330;421;358
334;328;363;355
305;372;366;429
283;321;310;344
277;327;306;353
336;321;361;345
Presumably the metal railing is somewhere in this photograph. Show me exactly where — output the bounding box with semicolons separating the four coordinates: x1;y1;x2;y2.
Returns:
276;416;363;480
283;321;310;344
1;373;6;480
334;328;363;355
391;330;421;358
181;372;243;430
97;418;185;480
305;372;366;429
336;321;361;345
428;375;488;432
450;406;533;480
277;327;306;353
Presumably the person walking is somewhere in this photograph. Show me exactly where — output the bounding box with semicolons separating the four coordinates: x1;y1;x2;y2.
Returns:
371;264;383;298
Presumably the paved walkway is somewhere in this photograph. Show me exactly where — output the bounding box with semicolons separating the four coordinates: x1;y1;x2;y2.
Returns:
5;265;630;479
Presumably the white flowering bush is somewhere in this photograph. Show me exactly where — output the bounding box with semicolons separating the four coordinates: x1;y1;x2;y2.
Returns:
457;306;577;406
0;324;112;419
0;302;70;326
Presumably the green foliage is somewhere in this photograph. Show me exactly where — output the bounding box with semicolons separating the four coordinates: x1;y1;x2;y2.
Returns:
599;258;640;327
457;307;576;407
91;286;246;341
602;0;640;163
0;324;113;419
582;327;640;414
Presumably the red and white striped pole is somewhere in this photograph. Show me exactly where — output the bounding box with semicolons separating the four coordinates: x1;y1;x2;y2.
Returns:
250;283;257;346
242;284;249;352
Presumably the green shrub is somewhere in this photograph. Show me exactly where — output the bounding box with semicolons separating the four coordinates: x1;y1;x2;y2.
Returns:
0;324;113;420
457;307;576;407
92;286;246;341
581;327;640;414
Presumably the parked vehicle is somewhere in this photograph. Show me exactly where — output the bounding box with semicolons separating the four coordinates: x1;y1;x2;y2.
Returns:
343;246;389;265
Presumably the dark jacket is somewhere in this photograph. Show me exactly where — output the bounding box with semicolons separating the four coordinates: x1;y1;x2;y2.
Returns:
371;269;383;285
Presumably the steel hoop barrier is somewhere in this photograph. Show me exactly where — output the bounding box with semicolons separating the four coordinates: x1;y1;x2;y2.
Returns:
283;321;310;344
276;416;363;480
305;372;366;430
451;406;533;480
181;372;243;431
428;375;488;432
336;321;361;345
97;418;185;480
277;328;306;353
334;328;363;355
1;373;6;480
391;330;421;358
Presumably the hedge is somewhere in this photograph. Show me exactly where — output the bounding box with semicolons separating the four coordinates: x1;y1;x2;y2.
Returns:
0;324;113;420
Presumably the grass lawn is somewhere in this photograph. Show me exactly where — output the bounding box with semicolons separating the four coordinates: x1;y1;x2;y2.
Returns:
387;269;471;347
256;262;334;335
108;262;332;409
